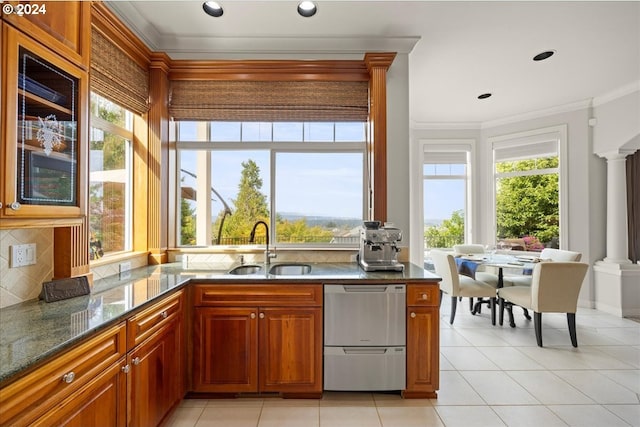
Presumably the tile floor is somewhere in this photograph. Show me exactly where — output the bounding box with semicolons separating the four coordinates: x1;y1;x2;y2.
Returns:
166;299;640;427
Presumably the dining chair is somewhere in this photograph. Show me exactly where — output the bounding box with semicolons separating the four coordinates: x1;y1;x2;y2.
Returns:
497;261;589;347
431;250;497;325
452;244;500;313
504;248;582;287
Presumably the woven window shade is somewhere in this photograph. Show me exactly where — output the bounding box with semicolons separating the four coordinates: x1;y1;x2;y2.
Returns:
169;80;369;122
90;28;149;115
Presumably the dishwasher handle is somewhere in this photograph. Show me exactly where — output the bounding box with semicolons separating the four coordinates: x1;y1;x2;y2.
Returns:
342;285;387;293
342;347;388;354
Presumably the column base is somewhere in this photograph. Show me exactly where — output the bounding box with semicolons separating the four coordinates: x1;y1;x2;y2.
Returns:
593;260;640;317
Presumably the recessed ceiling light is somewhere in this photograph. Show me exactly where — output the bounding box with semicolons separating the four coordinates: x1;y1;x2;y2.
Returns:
533;50;555;61
203;1;223;17
298;1;317;17
478;93;492;99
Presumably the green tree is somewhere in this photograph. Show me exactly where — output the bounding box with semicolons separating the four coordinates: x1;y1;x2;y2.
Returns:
180;198;196;245
276;218;334;243
424;210;465;248
495;157;559;244
214;159;270;243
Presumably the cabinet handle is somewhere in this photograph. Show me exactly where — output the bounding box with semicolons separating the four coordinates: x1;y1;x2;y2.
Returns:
410;312;416;318
259;312;265;319
121;364;130;374
132;357;141;366
62;371;75;384
9;202;20;211
0;202;2;209
160;310;168;319
422;293;428;300
250;313;256;319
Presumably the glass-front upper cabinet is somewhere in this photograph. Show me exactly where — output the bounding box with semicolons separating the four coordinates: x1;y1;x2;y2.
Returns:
1;25;87;224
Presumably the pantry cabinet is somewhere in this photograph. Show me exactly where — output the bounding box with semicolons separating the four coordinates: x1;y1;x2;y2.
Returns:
192;284;323;396
1;24;87;226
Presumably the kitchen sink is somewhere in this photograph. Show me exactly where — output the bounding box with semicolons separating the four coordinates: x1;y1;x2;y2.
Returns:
268;263;312;275
227;264;263;275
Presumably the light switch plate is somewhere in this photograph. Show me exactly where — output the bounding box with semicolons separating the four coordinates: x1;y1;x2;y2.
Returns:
11;243;37;268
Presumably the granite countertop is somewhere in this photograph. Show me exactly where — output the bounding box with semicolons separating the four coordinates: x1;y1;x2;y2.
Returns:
0;262;440;385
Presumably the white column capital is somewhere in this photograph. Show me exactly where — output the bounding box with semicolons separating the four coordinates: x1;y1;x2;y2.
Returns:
597;149;635;161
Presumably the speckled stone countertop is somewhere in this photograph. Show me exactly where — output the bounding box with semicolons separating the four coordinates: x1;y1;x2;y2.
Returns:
0;262;440;385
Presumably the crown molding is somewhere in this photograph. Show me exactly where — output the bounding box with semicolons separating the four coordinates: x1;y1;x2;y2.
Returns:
480;99;592;130
592;81;640;107
410;121;481;130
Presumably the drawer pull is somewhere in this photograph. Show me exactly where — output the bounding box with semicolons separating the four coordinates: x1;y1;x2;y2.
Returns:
62;371;75;384
10;202;20;211
250;312;256;319
259;312;265;319
410;312;416;318
132;357;141;366
160;311;168;319
121;364;130;374
422;293;428;300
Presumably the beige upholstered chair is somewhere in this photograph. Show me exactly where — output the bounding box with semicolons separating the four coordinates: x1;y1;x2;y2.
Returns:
497;262;589;347
453;244;500;313
504;248;582;287
431;250;497;325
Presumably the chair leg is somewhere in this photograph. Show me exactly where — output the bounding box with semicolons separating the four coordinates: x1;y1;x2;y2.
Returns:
534;312;543;347
490;297;496;326
567;313;578;347
449;296;457;324
469;297;474;313
499;297;504;326
522;308;531;320
507;303;515;328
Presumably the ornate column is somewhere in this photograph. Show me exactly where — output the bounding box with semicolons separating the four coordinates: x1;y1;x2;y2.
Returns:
364;52;396;222
594;149;640;317
602;151;633;264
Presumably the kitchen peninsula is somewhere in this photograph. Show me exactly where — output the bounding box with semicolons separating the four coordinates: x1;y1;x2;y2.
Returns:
0;262;440;427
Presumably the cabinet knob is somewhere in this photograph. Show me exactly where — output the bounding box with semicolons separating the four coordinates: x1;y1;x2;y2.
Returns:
259;312;265;319
160;311;168;319
9;202;20;211
0;202;2;209
410;312;416;318
250;312;256;319
62;371;75;384
422;293;428;300
121;364;130;374
132;357;141;366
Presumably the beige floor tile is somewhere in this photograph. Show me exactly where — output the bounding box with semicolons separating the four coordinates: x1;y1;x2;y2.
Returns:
377;406;444;427
460;371;539;405
165;407;204;427
321;392;375;406
506;371;593;405
373;392;432;407
258;406;319;427
553;370;639;404
604;404;640;427
435;405;506;427
491;405;567;427
319;406;381;427
548;404;631;426
476;346;545;370
430;371;485;406
195;407;262;427
205;397;264;407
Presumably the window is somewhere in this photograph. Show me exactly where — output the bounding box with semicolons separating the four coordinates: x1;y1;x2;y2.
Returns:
422;146;471;250
177;121;366;247
89;93;133;259
492;131;563;251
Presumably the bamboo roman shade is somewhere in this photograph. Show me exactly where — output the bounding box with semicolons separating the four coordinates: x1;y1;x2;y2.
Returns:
90;28;149;115
169;80;369;122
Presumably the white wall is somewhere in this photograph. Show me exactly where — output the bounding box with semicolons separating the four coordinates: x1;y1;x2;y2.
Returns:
592;86;640;154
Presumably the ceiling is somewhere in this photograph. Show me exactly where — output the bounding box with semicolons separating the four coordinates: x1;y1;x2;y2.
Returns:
106;1;640;126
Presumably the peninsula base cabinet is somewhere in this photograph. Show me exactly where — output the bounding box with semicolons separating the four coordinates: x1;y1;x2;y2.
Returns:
0;290;185;427
192;284;323;397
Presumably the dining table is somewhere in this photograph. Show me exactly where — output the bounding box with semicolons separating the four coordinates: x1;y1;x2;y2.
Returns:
454;253;537;327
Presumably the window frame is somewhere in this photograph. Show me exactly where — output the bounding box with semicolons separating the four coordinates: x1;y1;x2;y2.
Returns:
489;125;568;249
175;121;368;249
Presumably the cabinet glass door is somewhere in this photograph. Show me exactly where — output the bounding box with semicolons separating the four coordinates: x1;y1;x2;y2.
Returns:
17;47;78;207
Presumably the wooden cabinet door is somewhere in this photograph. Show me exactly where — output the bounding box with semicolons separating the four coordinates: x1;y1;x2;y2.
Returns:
29;359;127;427
2;1;91;68
193;307;258;393
128;314;183;427
404;307;439;398
259;307;322;394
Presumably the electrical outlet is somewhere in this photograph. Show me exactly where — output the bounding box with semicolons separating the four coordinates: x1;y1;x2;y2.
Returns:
119;262;132;280
10;243;37;268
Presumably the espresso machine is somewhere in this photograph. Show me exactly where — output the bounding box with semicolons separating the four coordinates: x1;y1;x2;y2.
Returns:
358;221;404;272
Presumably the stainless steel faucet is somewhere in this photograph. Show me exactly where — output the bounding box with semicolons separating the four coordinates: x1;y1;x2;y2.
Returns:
249;221;276;265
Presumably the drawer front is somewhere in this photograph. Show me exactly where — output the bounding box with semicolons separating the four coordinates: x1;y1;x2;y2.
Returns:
407;284;439;306
0;322;126;427
194;284;322;307
127;290;183;349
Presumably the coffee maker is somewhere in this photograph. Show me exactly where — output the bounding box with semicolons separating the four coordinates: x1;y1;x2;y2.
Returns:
358;221;404;272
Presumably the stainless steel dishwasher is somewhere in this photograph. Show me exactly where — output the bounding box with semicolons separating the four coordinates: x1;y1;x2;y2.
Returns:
323;283;406;391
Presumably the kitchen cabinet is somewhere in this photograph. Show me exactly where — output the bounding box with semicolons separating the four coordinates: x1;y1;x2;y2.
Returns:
1;1;91;69
1;23;87;226
404;284;440;398
127;290;184;427
192;284;323;396
0;322;127;427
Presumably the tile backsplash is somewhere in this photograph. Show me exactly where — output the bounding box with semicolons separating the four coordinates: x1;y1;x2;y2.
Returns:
0;228;54;308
